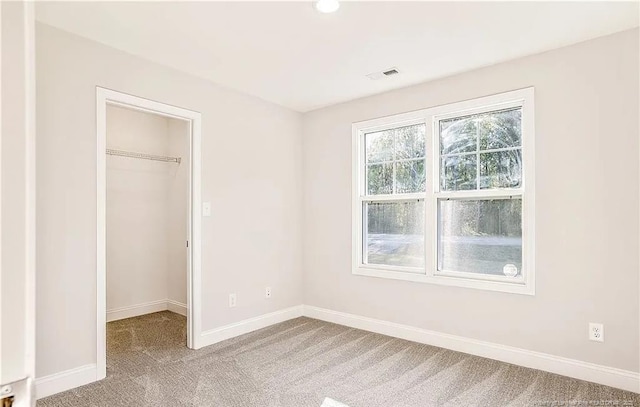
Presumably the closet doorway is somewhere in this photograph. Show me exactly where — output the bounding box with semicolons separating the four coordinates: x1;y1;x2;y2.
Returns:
96;87;202;381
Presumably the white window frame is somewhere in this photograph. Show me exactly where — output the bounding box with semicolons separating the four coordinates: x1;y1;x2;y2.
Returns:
352;88;535;295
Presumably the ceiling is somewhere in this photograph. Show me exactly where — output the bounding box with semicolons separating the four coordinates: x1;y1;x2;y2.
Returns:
35;1;639;112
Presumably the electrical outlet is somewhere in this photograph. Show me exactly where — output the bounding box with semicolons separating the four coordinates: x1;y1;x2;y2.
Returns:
229;293;237;308
265;287;272;299
589;323;604;342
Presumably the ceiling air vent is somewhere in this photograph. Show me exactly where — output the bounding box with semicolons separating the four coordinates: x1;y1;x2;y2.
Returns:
366;67;400;80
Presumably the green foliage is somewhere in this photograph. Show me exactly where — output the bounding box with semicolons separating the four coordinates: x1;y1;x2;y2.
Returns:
441;108;522;191
364;109;523;241
440;199;522;238
365;124;425;195
367;201;424;235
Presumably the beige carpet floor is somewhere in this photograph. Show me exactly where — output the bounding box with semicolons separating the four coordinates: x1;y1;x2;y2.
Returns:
38;311;639;406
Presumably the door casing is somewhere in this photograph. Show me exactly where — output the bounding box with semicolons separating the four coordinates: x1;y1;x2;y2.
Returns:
96;87;203;381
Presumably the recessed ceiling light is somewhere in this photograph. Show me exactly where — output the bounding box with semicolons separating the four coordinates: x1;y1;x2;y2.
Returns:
314;0;340;14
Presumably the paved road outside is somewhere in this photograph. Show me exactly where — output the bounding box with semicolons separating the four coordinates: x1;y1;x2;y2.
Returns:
367;233;522;276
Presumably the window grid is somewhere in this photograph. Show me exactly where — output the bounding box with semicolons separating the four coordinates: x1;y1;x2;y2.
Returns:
441;146;521;158
361;124;427;272
476;117;480;190
392;131;397;194
364;126;426;197
367;156;425;166
434;105;524;282
352;88;534;295
439;110;523;193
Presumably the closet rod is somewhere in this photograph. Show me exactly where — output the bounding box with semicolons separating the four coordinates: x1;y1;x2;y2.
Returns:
106;148;181;164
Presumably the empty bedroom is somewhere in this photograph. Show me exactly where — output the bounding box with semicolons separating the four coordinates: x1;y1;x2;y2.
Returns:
0;1;639;406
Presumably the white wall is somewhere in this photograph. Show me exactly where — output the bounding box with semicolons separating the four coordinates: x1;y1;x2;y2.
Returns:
36;23;303;379
1;1;36;386
35;16;638;390
106;105;188;317
302;29;639;373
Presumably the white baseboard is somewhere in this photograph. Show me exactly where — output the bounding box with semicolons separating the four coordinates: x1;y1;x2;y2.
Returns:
198;305;303;349
302;305;640;394
167;299;187;316
37;306;303;398
106;299;187;322
37;304;639;400
35;364;96;400
106;299;167;322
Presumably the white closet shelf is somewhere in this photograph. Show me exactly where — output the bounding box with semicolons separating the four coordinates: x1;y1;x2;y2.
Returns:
106;148;181;164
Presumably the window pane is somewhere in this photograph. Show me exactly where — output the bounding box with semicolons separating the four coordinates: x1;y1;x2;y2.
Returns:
441;154;476;191
479;108;522;150
438;199;522;276
396;124;426;159
440;107;523;192
365;201;425;268
367;163;393;195
396;159;425;193
480;149;522;189
440;116;477;155
365;130;394;163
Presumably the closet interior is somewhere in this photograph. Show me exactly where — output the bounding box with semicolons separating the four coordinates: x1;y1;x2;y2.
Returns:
105;104;190;339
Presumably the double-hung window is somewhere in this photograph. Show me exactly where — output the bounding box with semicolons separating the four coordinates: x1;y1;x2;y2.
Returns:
352;88;534;294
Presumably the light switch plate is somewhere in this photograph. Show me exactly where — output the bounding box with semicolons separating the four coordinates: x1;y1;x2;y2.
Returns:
202;202;211;217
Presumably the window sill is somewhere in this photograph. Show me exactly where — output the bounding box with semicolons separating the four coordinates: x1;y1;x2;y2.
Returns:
353;266;535;295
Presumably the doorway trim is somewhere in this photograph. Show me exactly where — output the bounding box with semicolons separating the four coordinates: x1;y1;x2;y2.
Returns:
95;87;202;381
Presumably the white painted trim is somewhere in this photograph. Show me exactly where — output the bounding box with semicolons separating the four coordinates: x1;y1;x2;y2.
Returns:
106;300;168;322
0;3;37;402
24;1;37;388
35;364;96;400
38;306;301;397
303;305;640;393
198;306;303;348
189;115;202;350
1;0;4;384
95;88;107;382
96;87;203;381
34;304;640;398
105;299;188;322
167;299;188;317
